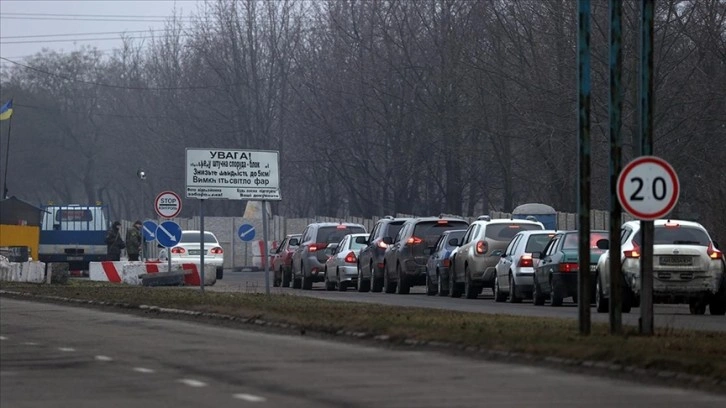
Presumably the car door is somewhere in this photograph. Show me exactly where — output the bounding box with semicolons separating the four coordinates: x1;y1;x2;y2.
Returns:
384;223;406;279
497;234;522;291
359;222;379;276
292;227;311;277
272;237;288;272
537;235;560;292
454;224;478;281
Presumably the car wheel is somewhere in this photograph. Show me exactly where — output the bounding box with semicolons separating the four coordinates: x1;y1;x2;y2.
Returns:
371;262;383;292
709;286;726;315
384;265;396;294
396;264;410;295
324;269;335;291
533;275;545;306
550;278;564;307
357;266;371;292
493;275;506;302
301;263;313;290
464;266;478;299
689;298;707;315
337;270;347;292
437;269;449;296
622;285;633;313
449;268;462;298
508;274;522;303
425;272;437;296
282;268;291;287
595;275;608;313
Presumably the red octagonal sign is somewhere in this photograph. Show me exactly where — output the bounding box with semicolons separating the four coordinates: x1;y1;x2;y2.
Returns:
617;156;680;221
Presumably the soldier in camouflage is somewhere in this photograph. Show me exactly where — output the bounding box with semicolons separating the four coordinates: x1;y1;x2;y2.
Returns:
126;220;143;261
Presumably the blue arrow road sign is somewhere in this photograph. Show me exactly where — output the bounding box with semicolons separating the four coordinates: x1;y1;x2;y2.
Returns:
156;221;182;248
238;223;256;241
142;220;158;242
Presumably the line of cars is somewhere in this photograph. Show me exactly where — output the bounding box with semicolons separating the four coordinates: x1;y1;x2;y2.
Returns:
269;216;726;316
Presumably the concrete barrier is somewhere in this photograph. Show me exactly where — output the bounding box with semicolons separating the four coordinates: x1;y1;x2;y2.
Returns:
0;258;46;283
88;261;216;286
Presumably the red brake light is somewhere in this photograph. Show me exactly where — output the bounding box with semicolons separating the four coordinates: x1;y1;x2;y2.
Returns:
517;254;533;267
475;240;488;254
707;243;722;260
437;220;449;225
559;262;578;272
336;224;347;229
309;243;327;252
210;247;223;255
406;236;423;246
377;241;388;249
664;222;680;228
442;259;451;267
624;242;641;258
170;247;185;254
344;251;357;263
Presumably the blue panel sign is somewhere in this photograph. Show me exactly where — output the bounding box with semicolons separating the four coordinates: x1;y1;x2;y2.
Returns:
238;223;256;241
156;221;182;248
142;220;158;242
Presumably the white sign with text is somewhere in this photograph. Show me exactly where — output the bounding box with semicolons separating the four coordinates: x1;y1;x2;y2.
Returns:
185;149;281;200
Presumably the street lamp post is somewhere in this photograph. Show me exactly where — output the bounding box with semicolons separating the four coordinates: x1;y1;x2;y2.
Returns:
137;168;147;261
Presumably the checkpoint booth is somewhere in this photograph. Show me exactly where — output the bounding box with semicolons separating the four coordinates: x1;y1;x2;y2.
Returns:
0;196;44;261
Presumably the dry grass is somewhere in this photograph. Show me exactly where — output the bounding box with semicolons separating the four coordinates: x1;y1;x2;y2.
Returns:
2;280;724;381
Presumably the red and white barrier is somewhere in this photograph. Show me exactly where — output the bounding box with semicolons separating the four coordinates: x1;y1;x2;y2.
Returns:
89;261;216;286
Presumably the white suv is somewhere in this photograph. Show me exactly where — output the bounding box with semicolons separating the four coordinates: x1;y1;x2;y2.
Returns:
594;219;726;315
449;217;545;299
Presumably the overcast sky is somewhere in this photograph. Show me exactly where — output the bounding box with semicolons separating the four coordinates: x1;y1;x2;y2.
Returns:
1;0;203;67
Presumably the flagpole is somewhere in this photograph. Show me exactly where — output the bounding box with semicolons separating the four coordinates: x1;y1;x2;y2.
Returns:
2;114;11;199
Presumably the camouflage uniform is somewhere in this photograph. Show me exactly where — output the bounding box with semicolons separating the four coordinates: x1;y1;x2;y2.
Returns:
126;221;143;261
105;222;125;261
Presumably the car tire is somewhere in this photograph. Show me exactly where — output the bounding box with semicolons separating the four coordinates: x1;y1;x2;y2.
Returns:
689;298;707;315
324;271;335;291
464;266;478;300
595;275;609;313
357;267;371;292
425;272;437;296
337;270;347;292
302;269;313;290
533;275;545;306
371;262;383;293
282;268;291;287
437;269;449;296
493;275;506;302
508;274;522;303
292;275;301;289
621;285;633;313
396;265;410;295
709;286;726;315
550;278;563;307
384;266;396;294
449;269;463;298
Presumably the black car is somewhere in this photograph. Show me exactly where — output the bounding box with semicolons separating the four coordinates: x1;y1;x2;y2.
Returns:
382;216;469;294
291;222;367;290
357;216;410;292
425;229;467;296
532;230;608;306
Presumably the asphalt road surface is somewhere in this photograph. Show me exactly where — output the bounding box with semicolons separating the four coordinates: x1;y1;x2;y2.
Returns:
214;271;726;332
2;298;725;408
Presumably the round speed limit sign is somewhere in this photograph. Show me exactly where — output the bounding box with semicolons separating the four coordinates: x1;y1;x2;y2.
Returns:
617;156;679;221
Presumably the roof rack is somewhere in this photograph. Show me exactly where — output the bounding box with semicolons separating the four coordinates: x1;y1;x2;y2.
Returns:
383;215;394;220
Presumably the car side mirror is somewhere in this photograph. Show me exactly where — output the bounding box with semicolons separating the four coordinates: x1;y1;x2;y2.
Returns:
289;238;299;246
596;239;609;250
532;251;541;259
448;238;459;246
268;248;277;255
382;236;393;245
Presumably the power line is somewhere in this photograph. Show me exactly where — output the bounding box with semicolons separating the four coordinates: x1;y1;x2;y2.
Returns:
2;29;173;39
1;16;184;23
0;57;227;91
1;12;189;18
1;34;191;45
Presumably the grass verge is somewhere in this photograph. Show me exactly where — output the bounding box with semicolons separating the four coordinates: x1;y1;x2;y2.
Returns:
1;280;724;385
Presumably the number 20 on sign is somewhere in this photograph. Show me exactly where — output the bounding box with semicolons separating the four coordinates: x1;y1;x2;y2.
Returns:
617;156;680;221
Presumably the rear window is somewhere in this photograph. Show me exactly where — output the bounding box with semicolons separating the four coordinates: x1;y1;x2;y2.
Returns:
414;220;469;246
633;226;710;246
562;232;609;249
384;222;405;239
316;226;366;244
525;233;555;253
485;223;542;241
180;232;218;243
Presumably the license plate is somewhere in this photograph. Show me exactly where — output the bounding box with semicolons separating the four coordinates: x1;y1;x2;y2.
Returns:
660;256;692;266
67;256;83;261
590;265;597;272
188;250;202;255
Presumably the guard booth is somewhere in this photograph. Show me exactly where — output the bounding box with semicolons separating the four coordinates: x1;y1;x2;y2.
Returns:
512;203;557;230
0;196;44;261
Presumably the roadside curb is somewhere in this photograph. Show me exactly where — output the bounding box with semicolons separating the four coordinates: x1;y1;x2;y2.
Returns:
1;289;724;394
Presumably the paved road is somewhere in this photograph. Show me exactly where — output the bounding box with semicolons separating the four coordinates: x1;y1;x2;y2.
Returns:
213;271;726;332
2;298;724;408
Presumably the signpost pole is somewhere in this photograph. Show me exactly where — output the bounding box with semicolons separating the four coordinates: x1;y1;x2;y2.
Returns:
262;201;270;295
639;0;655;335
200;199;205;293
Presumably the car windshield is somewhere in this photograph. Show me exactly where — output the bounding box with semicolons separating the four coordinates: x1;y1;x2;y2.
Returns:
414;220;469;246
350;235;369;250
485;223;542;241
633;226;710;246
318;226;366;244
525;233;555;253
562;232;609;249
180;232;218;244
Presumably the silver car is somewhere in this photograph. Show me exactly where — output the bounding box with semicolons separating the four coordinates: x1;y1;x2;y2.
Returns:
494;230;556;303
594;219;726;315
324;233;370;291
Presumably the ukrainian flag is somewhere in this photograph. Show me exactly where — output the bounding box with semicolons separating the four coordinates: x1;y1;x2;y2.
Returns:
0;99;12;121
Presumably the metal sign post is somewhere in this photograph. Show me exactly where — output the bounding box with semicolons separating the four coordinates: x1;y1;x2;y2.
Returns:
200;199;205;293
261;202;270;295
